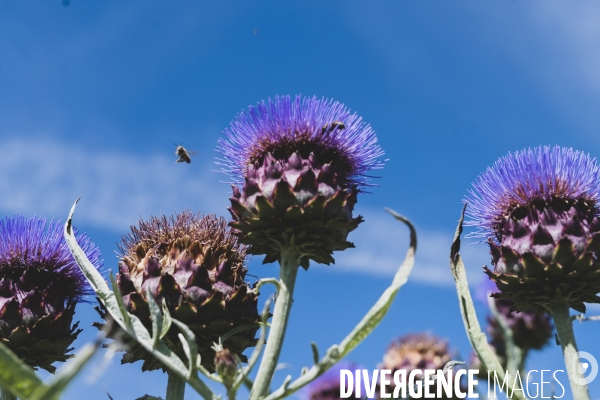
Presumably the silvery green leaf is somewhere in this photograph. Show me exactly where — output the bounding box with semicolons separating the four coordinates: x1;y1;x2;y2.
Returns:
310;342;319;365
0;340;45;398
161;301;172;340
263;209;417;400
172;319;199;377
488;296;524;374
336;208;416;359
110;271;131;327
449;205;526;400
28;340;101;400
178;334;192;372
146;286;163;349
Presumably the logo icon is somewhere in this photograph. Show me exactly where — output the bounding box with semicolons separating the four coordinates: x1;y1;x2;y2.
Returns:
571;351;598;385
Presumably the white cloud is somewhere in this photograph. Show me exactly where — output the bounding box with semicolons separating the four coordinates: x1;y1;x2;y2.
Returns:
0;136;230;231
0;136;492;287
334;208;491;287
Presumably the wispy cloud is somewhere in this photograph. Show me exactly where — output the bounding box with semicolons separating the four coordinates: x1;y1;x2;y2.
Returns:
334;208;491;287
0;136;492;287
0;136;229;231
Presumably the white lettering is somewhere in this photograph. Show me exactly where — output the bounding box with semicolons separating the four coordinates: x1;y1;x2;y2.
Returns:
468;370;479;398
423;370;435;398
526;370;538;398
512;370;524;397
409;370;422;398
541;370;551;398
379;369;391;398
363;369;378;398
355;370;361;398
340;370;353;398
437;370;453;398
553;370;565;399
491;371;510;397
393;370;406;399
455;369;466;399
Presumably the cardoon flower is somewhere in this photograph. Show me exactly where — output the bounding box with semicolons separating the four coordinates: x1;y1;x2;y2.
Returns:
478;279;553;355
300;361;365;400
0;214;102;372
380;333;463;400
381;333;452;380
97;212;259;372
217;95;384;268
465;146;600;313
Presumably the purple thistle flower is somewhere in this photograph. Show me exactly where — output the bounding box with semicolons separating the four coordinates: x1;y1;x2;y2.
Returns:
217;96;385;268
487;297;553;354
217;95;384;188
475;278;552;362
300;361;367;400
0;214;102;372
96;212;259;373
465;146;600;239
380;333;464;400
465;146;600;313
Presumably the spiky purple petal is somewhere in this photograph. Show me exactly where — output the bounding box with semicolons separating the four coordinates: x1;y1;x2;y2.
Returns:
217;95;384;188
0;214;103;301
465;146;600;239
0;214;102;371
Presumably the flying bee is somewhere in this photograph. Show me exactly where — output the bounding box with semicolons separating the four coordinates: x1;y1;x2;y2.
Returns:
321;121;346;135
174;143;197;164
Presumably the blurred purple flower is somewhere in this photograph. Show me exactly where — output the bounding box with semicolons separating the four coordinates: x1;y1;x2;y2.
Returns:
299;361;366;400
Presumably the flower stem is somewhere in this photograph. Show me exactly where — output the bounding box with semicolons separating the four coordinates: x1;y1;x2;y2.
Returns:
549;293;590;400
1;389;16;400
166;372;186;400
251;247;300;400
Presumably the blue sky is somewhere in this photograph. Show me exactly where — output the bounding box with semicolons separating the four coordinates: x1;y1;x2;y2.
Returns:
2;0;600;398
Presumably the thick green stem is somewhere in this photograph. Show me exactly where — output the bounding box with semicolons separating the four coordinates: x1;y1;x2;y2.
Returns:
166;372;186;400
251;248;300;400
550;294;590;400
1;388;16;400
227;388;237;400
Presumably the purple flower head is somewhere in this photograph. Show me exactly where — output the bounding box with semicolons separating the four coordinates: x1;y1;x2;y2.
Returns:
465;146;600;240
300;361;367;400
476;278;553;353
487;298;553;353
464;146;600;313
0;214;102;306
0;214;102;371
217;95;385;188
